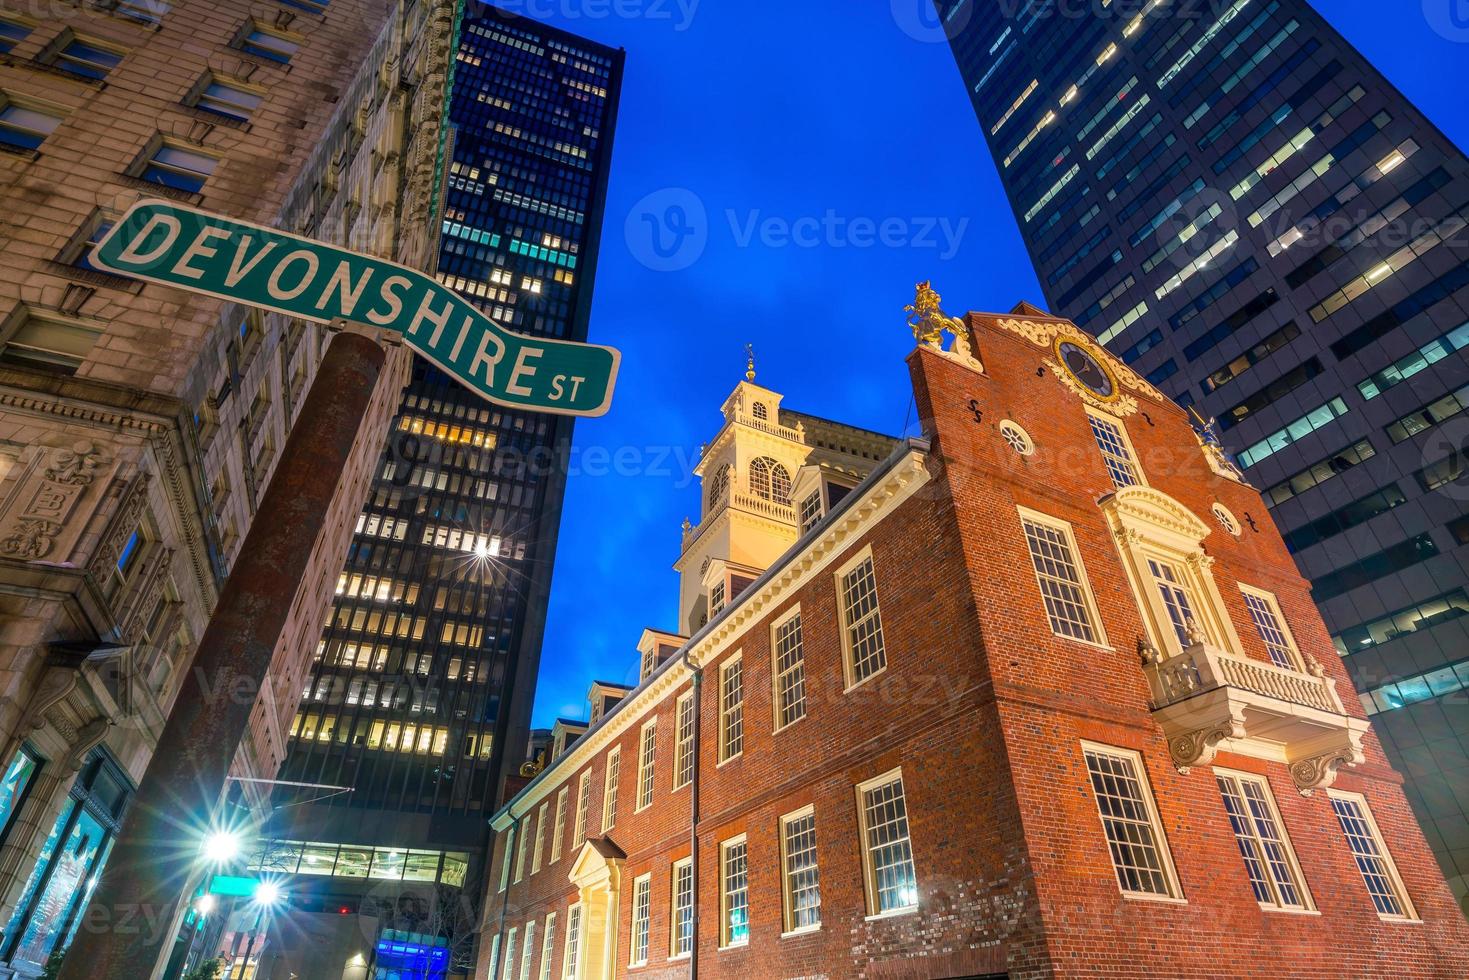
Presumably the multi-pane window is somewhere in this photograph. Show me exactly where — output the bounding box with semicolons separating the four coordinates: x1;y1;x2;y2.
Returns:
1241;588;1298;669
502;928;517;980
519;921;535;980
839;553;887;686
513;811;532;882
498;826;515;893
0;100;62;152
51;37;124;80
550;788;567;862
636;721;656;811
1216;772;1308;909
139;141;218;193
773;611;806;730
629;874;651;966
573;771;591;847
1088;412;1142;487
1330;793;1414;918
709;579;725;616
720;657;743;762
799;491;822;533
780;808;821;932
720;837;749;947
858;770;918;915
238;22;300;63
673;692;694;790
538;913;556;980
531;802;548;874
562;904;582;979
1148;558;1200;648
192;74;263;122
671;859;694;957
601;747;620;831
1020;514;1101;643
1083;745;1180;898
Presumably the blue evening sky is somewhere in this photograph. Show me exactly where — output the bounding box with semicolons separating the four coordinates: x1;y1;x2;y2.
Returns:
520;1;1469;728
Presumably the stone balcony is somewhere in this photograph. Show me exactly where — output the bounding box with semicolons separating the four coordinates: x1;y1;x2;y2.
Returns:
681;489;798;550
1141;638;1370;795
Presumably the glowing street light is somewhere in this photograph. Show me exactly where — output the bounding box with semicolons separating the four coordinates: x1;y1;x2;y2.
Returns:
254;881;284;907
195;894;217;917
201;830;242;865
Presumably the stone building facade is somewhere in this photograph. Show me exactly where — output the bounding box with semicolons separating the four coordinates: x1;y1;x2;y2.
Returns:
0;0;448;973
478;298;1469;979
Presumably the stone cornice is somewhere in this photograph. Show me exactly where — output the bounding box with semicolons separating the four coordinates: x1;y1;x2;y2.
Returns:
0;373;183;432
492;443;934;829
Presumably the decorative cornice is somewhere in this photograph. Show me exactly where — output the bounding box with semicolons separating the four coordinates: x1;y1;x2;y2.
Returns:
492;446;934;829
1100;485;1213;545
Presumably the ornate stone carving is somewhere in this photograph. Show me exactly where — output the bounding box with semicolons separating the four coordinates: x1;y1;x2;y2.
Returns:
1169;715;1245;773
92;472;152;575
1188;408;1253;486
1137;637;1162;667
1044;356;1141;418
64;718;113;772
0;441;115;563
995;317;1170;405
1290;748;1361;796
19;665;81;736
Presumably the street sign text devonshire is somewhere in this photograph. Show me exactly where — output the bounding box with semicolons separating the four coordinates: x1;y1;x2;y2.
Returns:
93;200;619;416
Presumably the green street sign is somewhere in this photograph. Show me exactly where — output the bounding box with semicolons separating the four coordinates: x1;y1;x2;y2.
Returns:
207;875;259;898
92;200;619;417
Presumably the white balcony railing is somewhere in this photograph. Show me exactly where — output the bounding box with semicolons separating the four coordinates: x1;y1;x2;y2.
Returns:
1142;639;1369;796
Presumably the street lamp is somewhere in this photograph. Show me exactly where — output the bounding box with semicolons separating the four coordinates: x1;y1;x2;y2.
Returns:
201;830;242;865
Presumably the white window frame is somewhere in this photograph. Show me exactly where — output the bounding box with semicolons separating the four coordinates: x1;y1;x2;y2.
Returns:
835;545;888;691
718;653;743;765
1016;506;1109;648
519;920;535;980
502;927;517;980
673;690;694;791
855;767;919;919
779;804;821;936
1086;406;1146;488
1238;584;1304;671
531;801;548;874
628;872;652;967
670;857;694;959
601;746;621;832
497;824;514;893
539;912;556;980
573;770;591;847
636;718;657;812
562;902;583;979
1080;741;1184;902
771;605;807;732
1326;789;1418;921
513;812;532;883
719;834;750;949
550;787;568;862
1213;767;1314;912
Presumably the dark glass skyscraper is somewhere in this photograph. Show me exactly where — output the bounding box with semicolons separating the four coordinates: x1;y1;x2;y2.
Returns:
939;0;1469;910
257;7;623;975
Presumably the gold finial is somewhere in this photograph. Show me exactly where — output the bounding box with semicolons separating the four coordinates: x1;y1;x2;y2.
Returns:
744;343;756;382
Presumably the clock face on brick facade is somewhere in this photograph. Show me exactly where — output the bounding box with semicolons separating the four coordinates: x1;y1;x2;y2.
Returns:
1057;341;1116;400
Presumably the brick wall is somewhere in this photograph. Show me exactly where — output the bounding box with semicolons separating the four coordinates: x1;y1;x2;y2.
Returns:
481;311;1469;979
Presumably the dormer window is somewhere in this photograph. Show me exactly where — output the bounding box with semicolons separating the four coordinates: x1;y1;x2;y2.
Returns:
750;457;792;504
798;491;822;534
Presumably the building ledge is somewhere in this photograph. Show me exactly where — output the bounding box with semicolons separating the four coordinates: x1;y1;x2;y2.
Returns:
1142;640;1370;795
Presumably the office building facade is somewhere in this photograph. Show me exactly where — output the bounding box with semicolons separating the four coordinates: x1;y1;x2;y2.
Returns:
255;7;623;978
0;0;408;975
481;302;1469;978
939;0;1469;910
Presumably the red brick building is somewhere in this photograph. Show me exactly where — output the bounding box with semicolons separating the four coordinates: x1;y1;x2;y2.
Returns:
476;295;1469;979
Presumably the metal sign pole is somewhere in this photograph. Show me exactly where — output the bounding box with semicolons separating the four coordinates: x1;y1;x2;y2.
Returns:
55;331;387;980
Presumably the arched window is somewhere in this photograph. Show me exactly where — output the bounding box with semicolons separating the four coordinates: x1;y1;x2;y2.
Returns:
707;464;731;507
750;457;792;504
751;402;768;421
769;463;792;504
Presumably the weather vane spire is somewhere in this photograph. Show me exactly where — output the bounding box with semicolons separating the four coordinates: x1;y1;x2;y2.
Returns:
745;343;756;382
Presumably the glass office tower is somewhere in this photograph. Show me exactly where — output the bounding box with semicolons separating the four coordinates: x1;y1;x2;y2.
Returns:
258;7;623;975
938;0;1469;909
